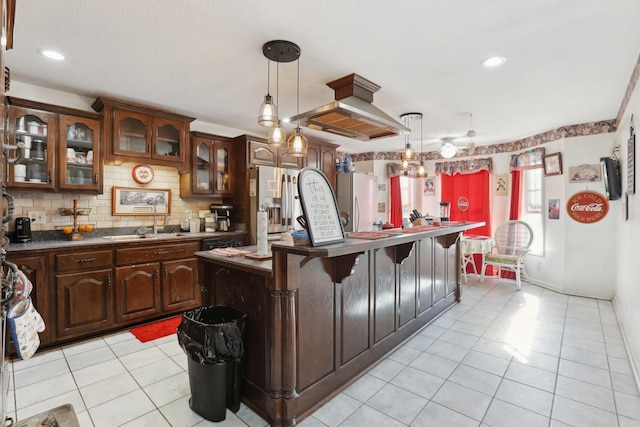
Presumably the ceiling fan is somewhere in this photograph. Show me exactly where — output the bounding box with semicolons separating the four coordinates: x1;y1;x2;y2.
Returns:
423;113;476;158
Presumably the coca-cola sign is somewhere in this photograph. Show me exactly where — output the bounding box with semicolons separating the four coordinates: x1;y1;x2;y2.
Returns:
566;191;609;223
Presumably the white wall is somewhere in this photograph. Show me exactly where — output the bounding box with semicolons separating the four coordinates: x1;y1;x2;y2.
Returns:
613;77;640;383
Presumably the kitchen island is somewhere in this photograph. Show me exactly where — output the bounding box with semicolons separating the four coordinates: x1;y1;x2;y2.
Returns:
196;222;483;427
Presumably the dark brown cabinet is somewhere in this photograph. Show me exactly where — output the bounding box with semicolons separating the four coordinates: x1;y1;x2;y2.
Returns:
180;132;233;197
5;98;103;193
93;97;194;173
115;264;161;323
11;254;51;346
244;136;304;170
162;258;199;312
306;140;338;190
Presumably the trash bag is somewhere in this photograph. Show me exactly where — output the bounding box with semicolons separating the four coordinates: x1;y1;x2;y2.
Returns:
177;305;246;364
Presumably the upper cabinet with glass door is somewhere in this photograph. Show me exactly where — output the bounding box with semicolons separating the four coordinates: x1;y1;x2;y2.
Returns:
7;106;56;190
58;115;101;191
93;98;194;173
180;132;232;197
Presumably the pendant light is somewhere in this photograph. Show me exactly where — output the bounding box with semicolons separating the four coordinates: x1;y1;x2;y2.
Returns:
399;114;412;171
287;55;308;157
258;57;277;127
268;61;287;147
416;113;427;177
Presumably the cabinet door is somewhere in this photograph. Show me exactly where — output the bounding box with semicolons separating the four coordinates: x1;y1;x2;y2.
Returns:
278;147;305;169
113;109;150;157
152;117;186;164
58;115;101;191
321;146;337;191
56;269;114;339
213;140;232;195
114;263;162;323
162;258;200;312
305;143;321;170
7;107;56;190
249;140;277;166
192;137;213;195
12;255;51;345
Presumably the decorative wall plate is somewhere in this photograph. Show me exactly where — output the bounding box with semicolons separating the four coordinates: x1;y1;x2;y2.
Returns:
132;164;154;184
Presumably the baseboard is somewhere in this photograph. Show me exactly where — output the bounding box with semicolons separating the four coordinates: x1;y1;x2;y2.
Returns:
611;297;640;394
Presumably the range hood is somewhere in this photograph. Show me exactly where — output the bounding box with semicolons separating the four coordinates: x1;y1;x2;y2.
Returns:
288;73;410;141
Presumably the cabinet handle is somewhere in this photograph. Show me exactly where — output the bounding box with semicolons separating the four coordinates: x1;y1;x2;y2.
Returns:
47;170;52;183
154;250;169;255
93;173;98;184
106;273;111;289
164;267;168;279
147;142;151;153
155;267;159;280
76;257;96;263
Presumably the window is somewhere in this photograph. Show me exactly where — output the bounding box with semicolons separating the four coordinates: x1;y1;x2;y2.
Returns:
400;175;420;221
520;168;544;255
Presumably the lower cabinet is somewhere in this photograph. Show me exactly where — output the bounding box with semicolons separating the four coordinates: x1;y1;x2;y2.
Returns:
8;238;205;348
56;269;114;340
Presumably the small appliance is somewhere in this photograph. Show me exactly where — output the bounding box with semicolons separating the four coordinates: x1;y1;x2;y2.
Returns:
210;204;233;232
14;217;33;243
439;201;451;222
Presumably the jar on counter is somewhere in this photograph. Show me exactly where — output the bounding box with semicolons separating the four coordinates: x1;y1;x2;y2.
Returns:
204;212;216;232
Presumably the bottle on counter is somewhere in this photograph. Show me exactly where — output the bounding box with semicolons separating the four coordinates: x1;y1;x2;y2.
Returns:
181;212;190;232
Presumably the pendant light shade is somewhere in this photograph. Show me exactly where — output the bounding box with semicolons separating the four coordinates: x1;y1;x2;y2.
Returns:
416;113;427;177
288;126;308;157
268;120;288;147
258;58;278;127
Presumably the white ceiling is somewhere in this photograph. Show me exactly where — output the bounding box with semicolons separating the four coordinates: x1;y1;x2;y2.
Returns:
6;0;640;154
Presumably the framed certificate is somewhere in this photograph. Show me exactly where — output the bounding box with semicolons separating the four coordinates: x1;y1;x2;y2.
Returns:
543;152;563;176
297;168;345;246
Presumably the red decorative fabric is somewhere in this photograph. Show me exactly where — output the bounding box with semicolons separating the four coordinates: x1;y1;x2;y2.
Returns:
390;175;402;230
441;170;492;274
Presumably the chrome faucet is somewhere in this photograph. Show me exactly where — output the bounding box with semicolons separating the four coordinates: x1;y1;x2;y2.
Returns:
151;200;168;234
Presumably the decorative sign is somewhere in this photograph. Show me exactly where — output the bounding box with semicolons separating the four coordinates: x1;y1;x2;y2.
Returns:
297;168;345;246
457;197;469;212
495;173;508;196
566;191;609;224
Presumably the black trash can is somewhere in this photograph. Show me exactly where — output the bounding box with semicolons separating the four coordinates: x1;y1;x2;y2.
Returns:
177;305;247;422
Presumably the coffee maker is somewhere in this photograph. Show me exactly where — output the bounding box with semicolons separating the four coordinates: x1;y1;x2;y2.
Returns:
210;204;233;231
14;217;33;243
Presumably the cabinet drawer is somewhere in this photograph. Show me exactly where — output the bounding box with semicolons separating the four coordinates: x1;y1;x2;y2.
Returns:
56;250;114;272
116;242;200;265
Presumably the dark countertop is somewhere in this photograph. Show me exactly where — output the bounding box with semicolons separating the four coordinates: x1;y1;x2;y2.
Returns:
195;245;273;277
6;231;246;252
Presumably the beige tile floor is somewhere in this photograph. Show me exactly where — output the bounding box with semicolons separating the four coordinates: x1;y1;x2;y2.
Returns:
6;277;640;426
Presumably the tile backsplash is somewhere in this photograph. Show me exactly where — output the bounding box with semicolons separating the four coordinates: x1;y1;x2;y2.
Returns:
9;163;216;233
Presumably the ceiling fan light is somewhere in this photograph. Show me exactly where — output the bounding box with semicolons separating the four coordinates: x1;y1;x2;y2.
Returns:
268;121;287;147
440;142;457;159
258;94;278;127
287;127;308;157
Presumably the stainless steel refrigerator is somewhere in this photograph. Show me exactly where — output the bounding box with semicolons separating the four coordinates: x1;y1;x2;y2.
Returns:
249;165;301;244
336;173;378;232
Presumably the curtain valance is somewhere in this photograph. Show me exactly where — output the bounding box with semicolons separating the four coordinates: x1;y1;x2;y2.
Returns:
435;158;493;176
510;147;545;171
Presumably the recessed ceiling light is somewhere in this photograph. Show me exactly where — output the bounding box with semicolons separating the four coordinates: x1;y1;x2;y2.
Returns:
39;49;65;61
481;56;507;68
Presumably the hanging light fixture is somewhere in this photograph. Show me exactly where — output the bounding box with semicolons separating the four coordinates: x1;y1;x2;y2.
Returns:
416;113;427;177
399;114;412;171
262;41;301;149
268;61;287;147
440;137;458;158
287;51;308;157
258;56;277;127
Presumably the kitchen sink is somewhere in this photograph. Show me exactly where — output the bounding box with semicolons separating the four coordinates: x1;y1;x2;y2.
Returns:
103;233;190;241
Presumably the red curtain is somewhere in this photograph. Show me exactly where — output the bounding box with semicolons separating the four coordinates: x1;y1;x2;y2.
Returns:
390;175;402;229
441;170;492;273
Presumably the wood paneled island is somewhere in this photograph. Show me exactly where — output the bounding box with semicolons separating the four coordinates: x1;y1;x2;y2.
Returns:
196;222;483;426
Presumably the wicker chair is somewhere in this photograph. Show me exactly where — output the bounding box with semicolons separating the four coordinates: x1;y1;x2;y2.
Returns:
480;220;533;290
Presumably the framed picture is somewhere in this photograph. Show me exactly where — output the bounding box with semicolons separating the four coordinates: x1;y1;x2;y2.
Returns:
543;152;563;176
112;187;171;216
568;164;602;183
423;177;435;195
548;199;560;219
495;173;508;196
297;168;345;246
628;124;635;194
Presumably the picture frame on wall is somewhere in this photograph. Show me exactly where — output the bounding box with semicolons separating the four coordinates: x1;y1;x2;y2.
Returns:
568;164;602;183
112;187;171;216
543;152;563;176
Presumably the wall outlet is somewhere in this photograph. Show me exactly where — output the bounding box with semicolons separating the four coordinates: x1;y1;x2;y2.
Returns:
185;209;193;218
29;211;46;224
